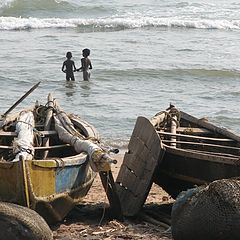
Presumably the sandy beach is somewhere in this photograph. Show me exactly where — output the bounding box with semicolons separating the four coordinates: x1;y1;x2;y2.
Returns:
51;151;173;240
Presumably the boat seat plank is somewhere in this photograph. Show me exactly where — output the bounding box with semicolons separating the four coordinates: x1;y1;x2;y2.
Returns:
0;144;71;150
157;131;234;142
176;127;211;135
162;140;240;151
0;130;57;137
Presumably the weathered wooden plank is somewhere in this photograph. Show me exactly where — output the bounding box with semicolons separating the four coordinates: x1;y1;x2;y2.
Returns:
180;111;240;142
116;116;165;216
177;127;211;135
122;153;157;177
0;130;57;137
131;117;161;149
99;171;123;220
0;143;70;150
128;136;148;157
128;135;162;161
42;93;54;159
162;139;240;151
117;165;139;193
157;131;234;142
116;184;140;215
116;167;151;215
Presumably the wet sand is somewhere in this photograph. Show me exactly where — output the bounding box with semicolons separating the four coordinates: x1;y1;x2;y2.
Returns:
51;152;173;240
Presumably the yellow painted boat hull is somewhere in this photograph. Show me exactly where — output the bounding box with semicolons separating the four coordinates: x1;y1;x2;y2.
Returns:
0;153;96;224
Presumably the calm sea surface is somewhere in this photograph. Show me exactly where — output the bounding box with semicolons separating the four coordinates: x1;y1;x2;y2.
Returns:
0;0;240;148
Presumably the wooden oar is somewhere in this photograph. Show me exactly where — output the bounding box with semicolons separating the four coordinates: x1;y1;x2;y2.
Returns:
2;81;41;117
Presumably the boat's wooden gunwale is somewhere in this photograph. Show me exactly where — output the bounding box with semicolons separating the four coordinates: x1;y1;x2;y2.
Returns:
162;139;240;152
180;111;240;142
150;108;240;199
157;131;235;142
176;148;239;159
31;153;88;168
164;144;240;165
70;116;100;140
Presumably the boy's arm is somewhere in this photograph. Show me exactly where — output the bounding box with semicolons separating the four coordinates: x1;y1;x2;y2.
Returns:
78;58;84;71
89;60;92;69
62;62;66;72
73;61;77;72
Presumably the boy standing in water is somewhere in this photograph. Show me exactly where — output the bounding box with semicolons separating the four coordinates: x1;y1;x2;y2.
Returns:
78;48;92;81
62;52;77;81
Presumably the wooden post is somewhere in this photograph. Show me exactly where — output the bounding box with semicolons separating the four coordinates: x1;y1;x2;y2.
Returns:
170;115;177;147
42;94;54;159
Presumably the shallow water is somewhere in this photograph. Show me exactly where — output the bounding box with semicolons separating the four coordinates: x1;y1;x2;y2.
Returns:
0;0;239;148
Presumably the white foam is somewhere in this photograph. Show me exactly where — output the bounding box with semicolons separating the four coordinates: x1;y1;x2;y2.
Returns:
0;16;240;30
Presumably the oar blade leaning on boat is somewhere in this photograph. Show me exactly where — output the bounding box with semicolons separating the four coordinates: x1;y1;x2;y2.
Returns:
115;116;165;217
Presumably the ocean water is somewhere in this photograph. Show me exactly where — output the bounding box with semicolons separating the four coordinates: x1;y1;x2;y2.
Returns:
0;0;240;149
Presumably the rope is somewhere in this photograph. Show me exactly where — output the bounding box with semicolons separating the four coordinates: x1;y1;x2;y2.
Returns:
98;172;109;225
14;146;34;156
155;107;180;130
45;100;54;107
16;120;34;129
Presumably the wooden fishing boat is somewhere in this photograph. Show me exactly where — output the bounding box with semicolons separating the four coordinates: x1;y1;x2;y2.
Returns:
151;105;240;198
116;105;240;216
0;92;117;224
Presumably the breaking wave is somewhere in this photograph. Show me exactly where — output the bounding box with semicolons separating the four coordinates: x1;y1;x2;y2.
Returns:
1;0;240;31
1;16;240;31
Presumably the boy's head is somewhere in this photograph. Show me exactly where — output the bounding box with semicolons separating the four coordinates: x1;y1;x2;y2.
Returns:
66;52;72;59
82;48;90;57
